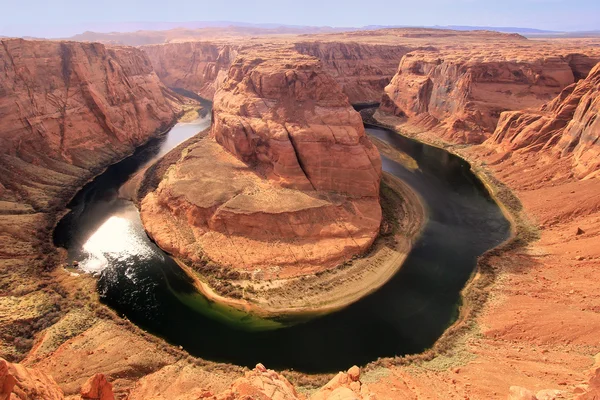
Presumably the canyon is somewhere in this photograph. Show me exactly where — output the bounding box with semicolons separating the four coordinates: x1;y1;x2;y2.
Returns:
0;27;599;400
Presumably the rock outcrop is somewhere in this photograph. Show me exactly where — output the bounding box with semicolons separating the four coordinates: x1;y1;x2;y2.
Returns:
380;49;598;144
1;358;64;399
80;374;115;400
490;61;600;179
141;50;382;277
143;42;241;99
294;42;410;104
143;40;410;104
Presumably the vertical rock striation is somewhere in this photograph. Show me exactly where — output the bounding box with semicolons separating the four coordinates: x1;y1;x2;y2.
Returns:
380;49;598;144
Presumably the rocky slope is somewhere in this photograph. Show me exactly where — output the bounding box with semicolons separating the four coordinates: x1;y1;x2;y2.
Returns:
3;357;378;400
2;29;600;400
0;38;181;211
490;61;600;179
141;49;382;278
0;38;181;362
379;47;599;143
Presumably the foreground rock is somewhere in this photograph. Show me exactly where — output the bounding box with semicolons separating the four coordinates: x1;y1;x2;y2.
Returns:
490;61;600;179
141;49;385;306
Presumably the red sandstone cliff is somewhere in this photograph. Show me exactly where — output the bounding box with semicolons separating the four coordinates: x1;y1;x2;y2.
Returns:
293;41;410;104
380;49;598;144
143;41;410;104
0;38;181;211
490;61;600;179
143;42;242;99
141;49;382;276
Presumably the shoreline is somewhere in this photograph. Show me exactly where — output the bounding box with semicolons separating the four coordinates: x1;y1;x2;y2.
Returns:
359;110;532;371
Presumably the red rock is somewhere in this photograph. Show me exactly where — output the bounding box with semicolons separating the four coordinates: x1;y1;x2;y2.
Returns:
490;62;600;179
141;49;382;276
347;366;360;382
80;374;114;400
294;42;410;104
380;47;598;144
0;360;17;400
212;49;381;197
143;42;241;99
0;38;181;211
0;358;64;400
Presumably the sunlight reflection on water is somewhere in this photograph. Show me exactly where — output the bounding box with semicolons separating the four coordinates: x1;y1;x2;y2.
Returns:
80;211;157;275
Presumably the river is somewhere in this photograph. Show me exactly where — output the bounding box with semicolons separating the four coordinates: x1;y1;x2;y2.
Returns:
54;111;510;373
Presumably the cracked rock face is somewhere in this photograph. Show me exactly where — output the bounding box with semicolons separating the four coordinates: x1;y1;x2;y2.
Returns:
141;50;382;276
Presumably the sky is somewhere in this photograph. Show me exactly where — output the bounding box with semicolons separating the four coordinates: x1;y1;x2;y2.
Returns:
1;0;599;38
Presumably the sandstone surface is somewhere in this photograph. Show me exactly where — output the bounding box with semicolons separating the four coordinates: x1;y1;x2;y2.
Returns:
0;38;181;210
143;42;242;99
2;28;600;400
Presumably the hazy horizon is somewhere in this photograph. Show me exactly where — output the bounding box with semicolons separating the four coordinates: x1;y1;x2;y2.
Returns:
2;0;599;38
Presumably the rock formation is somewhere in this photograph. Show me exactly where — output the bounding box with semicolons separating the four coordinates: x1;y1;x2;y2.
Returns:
0;38;181;361
490;61;600;179
143;40;410;104
1;358;64;399
143;42;241;99
380;48;598;144
0;38;181;210
2;358;373;400
141;49;382;277
293;42;410;103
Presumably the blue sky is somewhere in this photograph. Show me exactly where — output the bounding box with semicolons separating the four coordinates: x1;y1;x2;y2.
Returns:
1;0;599;37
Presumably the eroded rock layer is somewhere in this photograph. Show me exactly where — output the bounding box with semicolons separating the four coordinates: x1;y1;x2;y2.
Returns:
380;48;599;144
293;41;410;103
141;50;382;276
143;40;410;104
0;38;181;211
0;38;181;363
490;62;600;179
143;42;242;99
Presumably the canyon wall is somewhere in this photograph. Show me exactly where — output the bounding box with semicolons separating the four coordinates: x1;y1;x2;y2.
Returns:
141;49;382;276
143;41;409;104
380;49;598;144
293;41;410;104
0;38;181;364
490;61;600;179
142;42;242;99
0;38;181;211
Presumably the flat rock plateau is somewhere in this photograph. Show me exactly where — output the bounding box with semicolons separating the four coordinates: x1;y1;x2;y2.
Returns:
0;27;600;400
